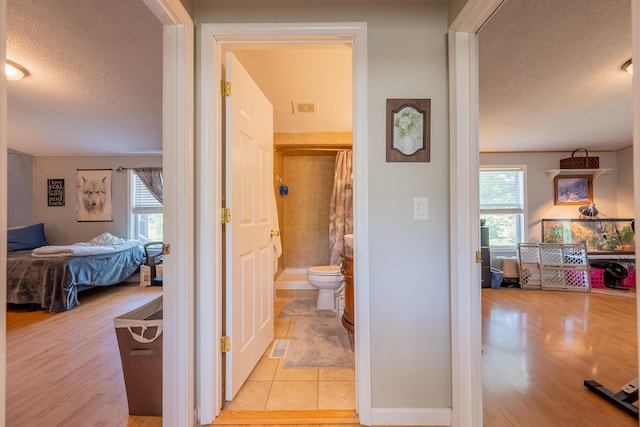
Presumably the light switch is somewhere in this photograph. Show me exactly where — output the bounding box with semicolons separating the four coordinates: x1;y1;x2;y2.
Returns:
413;197;428;220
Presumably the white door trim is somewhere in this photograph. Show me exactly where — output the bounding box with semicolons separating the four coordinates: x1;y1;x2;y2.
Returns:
447;1;503;426
0;1;8;425
632;1;640;415
197;22;371;425
143;1;195;426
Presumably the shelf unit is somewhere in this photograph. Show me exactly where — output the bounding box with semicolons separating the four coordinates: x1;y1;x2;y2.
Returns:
544;168;611;181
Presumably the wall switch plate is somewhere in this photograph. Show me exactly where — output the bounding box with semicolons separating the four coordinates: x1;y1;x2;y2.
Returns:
413;197;428;220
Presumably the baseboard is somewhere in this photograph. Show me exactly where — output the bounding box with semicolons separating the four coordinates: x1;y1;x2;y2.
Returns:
371;407;451;426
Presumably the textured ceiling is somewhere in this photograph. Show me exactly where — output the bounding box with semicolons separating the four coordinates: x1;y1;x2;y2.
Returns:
5;0;634;156
478;0;633;152
6;0;163;156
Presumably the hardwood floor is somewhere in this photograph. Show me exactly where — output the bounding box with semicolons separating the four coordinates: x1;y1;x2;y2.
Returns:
483;287;638;427
6;283;163;427
7;282;638;426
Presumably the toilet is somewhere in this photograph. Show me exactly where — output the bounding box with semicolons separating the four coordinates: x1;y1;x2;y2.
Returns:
307;265;345;310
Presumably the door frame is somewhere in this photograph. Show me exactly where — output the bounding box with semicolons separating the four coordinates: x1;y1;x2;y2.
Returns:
447;1;516;425
0;1;8;423
197;22;371;424
141;1;195;426
448;1;640;426
0;1;195;426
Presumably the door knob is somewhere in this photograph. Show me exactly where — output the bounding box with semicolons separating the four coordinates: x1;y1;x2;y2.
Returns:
270;230;280;237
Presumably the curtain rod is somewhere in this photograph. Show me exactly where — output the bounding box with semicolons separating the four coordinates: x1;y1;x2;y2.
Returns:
115;166;162;172
275;145;352;152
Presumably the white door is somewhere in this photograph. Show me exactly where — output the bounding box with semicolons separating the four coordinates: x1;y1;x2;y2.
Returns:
225;51;275;400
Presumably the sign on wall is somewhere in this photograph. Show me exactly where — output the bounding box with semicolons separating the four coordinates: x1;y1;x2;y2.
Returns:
47;179;65;206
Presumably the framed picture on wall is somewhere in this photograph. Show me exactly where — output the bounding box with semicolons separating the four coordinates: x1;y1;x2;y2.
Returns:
554;175;593;205
386;98;431;162
47;179;65;206
76;169;113;222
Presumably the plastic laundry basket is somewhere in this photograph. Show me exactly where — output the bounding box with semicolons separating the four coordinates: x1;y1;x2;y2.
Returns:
114;295;163;416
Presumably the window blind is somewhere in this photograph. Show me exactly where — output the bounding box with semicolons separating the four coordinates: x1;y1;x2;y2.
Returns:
132;173;163;214
479;169;524;212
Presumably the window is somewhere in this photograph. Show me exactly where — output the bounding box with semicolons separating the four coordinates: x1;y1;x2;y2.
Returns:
480;167;525;248
129;171;163;242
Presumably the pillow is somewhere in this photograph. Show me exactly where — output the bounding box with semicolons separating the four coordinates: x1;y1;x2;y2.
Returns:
8;223;48;252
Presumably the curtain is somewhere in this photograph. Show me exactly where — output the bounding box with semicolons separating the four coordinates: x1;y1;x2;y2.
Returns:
329;150;353;265
133;167;163;204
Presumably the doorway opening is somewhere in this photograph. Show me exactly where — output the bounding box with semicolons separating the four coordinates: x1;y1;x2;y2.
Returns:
197;22;371;425
223;43;354;412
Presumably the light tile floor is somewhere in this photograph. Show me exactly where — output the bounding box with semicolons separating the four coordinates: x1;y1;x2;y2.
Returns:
223;297;356;411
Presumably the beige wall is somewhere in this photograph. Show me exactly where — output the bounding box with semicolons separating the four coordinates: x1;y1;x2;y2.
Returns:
32;155;162;245
195;0;451;411
480;150;633;249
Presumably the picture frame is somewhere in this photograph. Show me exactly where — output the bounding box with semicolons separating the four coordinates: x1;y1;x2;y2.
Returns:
554;175;593;205
47;179;65;206
386;98;430;162
76;169;113;222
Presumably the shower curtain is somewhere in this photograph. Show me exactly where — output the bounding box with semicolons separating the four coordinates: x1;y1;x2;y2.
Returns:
329;150;354;265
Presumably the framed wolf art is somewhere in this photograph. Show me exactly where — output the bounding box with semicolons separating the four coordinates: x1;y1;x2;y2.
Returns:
76;169;113;222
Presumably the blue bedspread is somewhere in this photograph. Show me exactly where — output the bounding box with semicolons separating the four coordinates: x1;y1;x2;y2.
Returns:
7;246;144;312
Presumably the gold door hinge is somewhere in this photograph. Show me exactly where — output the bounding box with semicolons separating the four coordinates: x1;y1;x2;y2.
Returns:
220;336;231;353
221;80;231;97
162;243;170;255
220;208;231;224
475;250;482;264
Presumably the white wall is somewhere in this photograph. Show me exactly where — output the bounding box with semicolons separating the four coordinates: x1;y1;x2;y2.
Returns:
617;146;634;217
32;155;161;245
480;151;633;246
194;0;451;410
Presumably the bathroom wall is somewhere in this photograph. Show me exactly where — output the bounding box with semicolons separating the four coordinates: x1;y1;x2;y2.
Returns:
281;154;335;268
274;132;352;271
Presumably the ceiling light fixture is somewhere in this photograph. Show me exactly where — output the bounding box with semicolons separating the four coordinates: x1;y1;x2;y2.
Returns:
622;58;633;75
5;59;28;81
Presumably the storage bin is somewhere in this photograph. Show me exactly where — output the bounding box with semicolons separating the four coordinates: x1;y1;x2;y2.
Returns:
139;265;164;287
114;295;163;416
622;269;636;288
589;268;605;288
490;268;504;289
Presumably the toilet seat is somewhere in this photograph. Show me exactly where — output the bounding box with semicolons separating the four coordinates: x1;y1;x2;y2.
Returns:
308;265;341;275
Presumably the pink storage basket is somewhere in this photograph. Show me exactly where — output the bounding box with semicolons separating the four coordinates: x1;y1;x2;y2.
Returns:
589;268;605;288
622;269;636;289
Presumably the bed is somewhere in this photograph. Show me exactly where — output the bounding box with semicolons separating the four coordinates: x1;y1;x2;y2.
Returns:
7;225;144;312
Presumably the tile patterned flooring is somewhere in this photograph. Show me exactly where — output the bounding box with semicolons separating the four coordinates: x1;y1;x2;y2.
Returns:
222;297;356;411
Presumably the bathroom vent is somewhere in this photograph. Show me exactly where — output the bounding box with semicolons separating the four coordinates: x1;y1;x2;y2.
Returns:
269;339;289;358
292;101;318;114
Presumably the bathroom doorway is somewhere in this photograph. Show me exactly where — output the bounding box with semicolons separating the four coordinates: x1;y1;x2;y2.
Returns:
197;22;370;423
222;44;355;413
